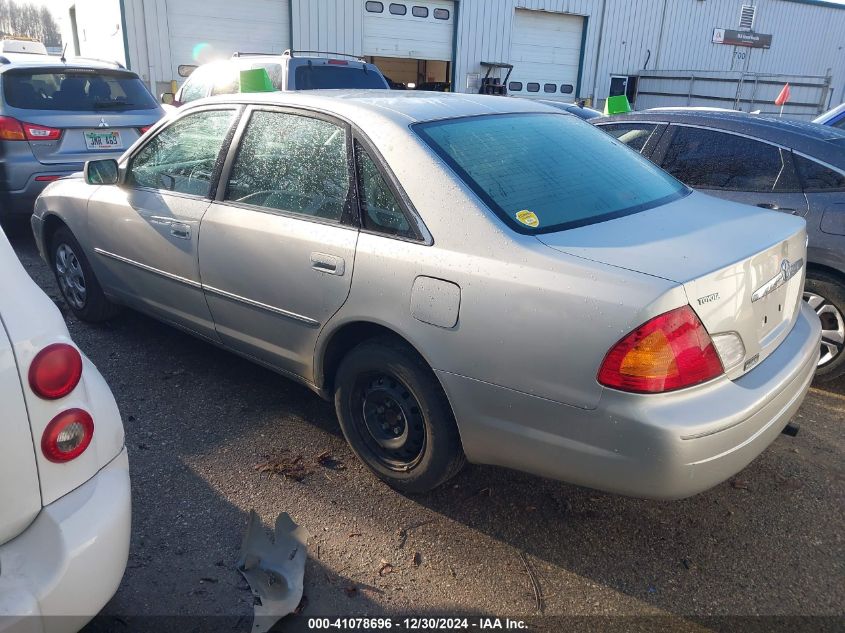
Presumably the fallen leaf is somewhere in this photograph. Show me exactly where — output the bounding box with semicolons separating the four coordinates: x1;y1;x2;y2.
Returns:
316;450;346;471
378;559;395;576
254;456;312;482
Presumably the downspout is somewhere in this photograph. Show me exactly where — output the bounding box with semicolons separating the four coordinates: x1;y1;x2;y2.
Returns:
589;0;607;105
450;0;460;92
653;0;668;69
119;0;131;70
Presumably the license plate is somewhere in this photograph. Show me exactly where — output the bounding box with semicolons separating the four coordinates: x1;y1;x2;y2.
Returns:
84;130;123;151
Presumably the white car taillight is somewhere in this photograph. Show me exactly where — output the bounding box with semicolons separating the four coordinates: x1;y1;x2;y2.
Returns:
28;343;82;399
41;409;94;463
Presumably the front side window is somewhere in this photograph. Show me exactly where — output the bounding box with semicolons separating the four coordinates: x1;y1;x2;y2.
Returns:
794;154;845;191
599;123;658;153
661;126;791;192
414;113;686;234
3;68;159;111
127;109;236;196
356;142;416;239
226;111;350;222
178;68;212;103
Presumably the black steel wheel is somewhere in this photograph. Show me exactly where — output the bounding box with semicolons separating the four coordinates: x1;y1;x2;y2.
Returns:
334;337;465;493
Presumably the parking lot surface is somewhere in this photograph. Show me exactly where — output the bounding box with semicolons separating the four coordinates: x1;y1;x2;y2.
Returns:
5;222;844;632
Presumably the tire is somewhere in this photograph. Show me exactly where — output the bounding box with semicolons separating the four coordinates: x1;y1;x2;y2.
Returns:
334;337;466;493
804;271;845;382
50;226;120;322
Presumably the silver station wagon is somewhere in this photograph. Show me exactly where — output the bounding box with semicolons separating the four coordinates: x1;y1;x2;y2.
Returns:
31;92;821;499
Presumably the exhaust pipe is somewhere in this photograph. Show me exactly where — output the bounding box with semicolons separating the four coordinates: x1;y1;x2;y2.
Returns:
781;421;800;437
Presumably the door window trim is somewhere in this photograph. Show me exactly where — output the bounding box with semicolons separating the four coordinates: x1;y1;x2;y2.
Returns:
651;122;803;193
215;104;359;230
121;104;243;201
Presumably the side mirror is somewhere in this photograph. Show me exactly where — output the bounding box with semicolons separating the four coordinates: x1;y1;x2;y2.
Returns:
160;92;175;105
84;159;120;186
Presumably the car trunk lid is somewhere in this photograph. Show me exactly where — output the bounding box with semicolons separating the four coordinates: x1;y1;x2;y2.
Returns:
538;192;808;379
10;109;152;165
0;315;42;546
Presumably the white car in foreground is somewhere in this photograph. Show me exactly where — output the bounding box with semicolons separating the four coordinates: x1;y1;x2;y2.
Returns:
0;229;130;633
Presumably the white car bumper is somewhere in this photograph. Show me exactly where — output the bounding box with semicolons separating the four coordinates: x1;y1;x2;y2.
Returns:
0;448;131;633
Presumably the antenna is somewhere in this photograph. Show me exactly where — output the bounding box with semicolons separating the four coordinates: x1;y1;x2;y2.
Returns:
60;42;67;63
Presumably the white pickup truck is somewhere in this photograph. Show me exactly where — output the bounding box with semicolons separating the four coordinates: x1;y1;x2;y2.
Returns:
0;229;130;633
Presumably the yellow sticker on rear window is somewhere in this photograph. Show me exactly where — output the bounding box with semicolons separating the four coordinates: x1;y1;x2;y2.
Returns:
515;209;540;228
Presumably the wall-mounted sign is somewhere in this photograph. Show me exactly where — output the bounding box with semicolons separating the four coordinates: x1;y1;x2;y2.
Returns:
712;28;772;49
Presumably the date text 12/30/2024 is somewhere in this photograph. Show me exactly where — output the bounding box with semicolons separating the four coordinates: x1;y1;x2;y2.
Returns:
307;618;530;630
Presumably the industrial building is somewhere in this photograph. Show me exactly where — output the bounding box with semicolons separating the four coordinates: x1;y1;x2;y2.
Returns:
60;0;845;118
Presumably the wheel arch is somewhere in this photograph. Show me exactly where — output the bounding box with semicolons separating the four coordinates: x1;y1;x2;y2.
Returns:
317;320;431;395
805;261;845;287
41;213;71;261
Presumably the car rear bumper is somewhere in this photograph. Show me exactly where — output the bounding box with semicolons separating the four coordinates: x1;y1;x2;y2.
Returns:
0;170;80;217
438;302;821;500
0;448;131;633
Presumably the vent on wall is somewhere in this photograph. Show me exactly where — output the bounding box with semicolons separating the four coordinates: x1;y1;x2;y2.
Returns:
739;4;756;30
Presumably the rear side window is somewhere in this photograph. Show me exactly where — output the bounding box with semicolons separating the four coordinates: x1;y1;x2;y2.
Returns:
661;126;793;192
225;111;351;222
794;154;845;191
127;110;235;196
414;113;686;234
3;68;158;111
600;123;658;153
294;64;387;90
356;142;417;239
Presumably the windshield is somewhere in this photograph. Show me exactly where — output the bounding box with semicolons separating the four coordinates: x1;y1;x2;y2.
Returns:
294;64;388;90
3;68;160;111
414;113;687;234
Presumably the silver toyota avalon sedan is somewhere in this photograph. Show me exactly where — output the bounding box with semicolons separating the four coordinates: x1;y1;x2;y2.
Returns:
31;91;821;499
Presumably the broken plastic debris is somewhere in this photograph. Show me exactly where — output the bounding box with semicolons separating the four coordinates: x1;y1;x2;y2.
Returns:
237;510;310;633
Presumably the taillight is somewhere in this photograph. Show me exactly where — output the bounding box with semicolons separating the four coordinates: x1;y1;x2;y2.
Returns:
41;409;94;463
328;59;349;65
0;116;26;140
597;305;724;394
138;126;151;134
0;116;62;141
23;121;62;141
28;343;83;400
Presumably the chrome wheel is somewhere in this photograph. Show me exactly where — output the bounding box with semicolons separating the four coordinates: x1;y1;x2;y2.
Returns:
55;243;87;310
804;290;845;368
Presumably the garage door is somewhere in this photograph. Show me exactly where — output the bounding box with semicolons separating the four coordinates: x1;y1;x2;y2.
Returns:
363;1;455;61
166;0;291;78
509;9;584;98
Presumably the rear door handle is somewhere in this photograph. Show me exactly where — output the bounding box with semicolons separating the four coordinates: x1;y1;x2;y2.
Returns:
310;252;345;276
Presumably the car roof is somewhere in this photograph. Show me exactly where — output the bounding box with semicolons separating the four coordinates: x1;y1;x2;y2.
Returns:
0;56;127;73
594;110;845;167
189;90;558;125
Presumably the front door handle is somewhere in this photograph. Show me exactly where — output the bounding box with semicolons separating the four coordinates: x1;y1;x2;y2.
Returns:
310;252;345;276
170;222;191;240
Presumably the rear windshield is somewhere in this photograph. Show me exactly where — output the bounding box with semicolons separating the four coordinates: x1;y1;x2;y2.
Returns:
294;64;387;90
3;68;159;111
414;113;688;234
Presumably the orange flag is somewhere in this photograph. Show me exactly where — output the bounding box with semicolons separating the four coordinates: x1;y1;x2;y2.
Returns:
774;83;791;107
